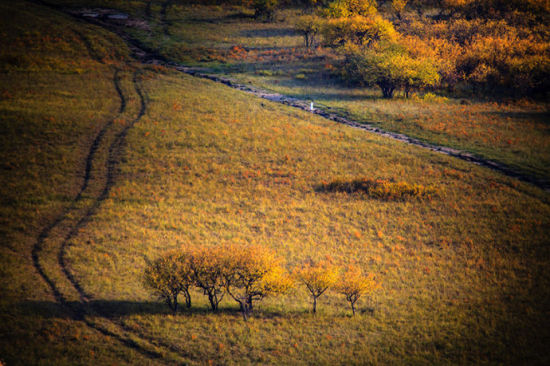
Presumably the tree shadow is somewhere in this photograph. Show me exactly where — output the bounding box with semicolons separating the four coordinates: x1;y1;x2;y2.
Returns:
16;300;278;319
239;27;297;38
17;300;368;320
482;111;550;127
185;11;255;24
16;300;169;319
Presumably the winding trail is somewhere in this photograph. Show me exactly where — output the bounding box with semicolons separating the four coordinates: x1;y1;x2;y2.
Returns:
173;68;549;192
30;68;185;363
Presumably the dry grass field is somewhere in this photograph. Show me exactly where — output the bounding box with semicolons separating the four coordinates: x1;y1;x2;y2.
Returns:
0;0;549;365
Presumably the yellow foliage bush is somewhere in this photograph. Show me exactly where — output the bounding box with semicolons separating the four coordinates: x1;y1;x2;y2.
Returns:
318;178;437;200
294;260;339;314
336;265;378;315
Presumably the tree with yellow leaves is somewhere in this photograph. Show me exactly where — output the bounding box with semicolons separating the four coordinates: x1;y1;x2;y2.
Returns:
143;250;193;313
223;244;292;320
391;0;408;20
294;260;339;314
336;265;378;316
341;42;440;98
188;246;227;311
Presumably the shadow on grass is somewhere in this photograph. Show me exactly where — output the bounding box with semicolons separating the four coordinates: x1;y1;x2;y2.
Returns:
185;11;255;24
483;111;550;127
239;27;296;38
18;300;246;318
17;300;375;319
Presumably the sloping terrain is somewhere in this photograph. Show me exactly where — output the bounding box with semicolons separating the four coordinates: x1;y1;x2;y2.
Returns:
0;1;549;365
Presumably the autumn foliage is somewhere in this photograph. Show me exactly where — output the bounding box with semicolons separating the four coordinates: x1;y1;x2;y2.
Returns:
336;265;378;315
318;178;437;200
144;244;292;319
293;260;339;314
291;0;549;97
143;250;193;312
223;244;292;320
145;247;379;318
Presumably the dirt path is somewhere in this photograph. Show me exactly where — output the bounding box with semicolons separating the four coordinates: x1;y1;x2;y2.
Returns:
30;68;186;363
37;0;550;194
173;68;549;192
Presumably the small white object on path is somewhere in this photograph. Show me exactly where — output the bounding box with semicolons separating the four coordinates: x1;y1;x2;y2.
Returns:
310;102;314;111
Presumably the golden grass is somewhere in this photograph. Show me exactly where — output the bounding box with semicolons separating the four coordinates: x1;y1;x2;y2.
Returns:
1;1;549;364
100;1;550;183
62;70;550;364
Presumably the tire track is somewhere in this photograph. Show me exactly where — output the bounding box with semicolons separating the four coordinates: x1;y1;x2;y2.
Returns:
58;71;195;363
31;69;124;305
71;28;105;65
31;69;174;362
58;70;146;303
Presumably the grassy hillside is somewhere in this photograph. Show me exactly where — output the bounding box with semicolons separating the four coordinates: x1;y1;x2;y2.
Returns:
52;0;548;185
0;0;157;364
1;0;549;365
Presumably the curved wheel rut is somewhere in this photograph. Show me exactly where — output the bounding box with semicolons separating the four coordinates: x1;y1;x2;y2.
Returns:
31;69;185;363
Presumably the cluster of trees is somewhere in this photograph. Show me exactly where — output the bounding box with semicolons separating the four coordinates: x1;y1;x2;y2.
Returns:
293;0;442;98
290;0;549;98
144;244;378;320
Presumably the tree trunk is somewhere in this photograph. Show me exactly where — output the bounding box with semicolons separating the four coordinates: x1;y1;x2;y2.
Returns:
183;288;191;308
246;296;253;312
378;81;395;99
351;300;356;316
208;293;218;311
312;296;317;314
381;86;394;98
239;301;248;321
172;293;178;313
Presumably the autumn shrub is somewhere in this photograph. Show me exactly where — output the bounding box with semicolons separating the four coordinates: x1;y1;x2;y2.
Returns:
222;244;292;320
294;260;339;314
340;42;440;98
143;250;194;312
317;178;437;200
336;265;378;315
414;92;449;103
